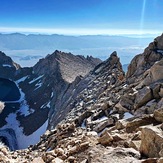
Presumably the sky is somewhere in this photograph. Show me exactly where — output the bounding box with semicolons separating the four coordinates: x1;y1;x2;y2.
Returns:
0;0;162;35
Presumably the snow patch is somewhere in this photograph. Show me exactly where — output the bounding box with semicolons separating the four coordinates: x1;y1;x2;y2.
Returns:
124;112;134;119
29;75;44;84
2;64;12;68
34;82;43;91
157;50;163;54
16;76;28;84
46;101;50;108
51;92;54;98
2;113;48;149
81;119;86;129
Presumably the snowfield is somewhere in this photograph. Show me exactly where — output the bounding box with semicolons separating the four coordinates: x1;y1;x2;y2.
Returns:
2;113;48;149
0;77;48;149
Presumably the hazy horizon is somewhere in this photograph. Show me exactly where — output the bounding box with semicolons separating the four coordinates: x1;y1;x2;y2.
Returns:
0;0;162;67
0;33;156;67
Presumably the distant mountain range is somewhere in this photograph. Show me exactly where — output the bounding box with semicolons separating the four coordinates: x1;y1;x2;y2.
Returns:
0;33;154;67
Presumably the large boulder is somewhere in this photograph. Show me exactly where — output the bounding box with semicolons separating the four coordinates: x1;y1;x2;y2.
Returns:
125;115;157;133
135;86;153;109
126;34;163;83
140;125;163;158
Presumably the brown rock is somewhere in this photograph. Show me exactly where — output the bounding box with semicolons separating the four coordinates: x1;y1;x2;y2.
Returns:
159;88;163;98
88;146;140;163
140;125;163;158
135;86;153;109
154;108;163;123
98;131;113;145
129;140;141;151
94;118;114;132
79;142;90;151
141;158;158;163
150;60;163;83
67;156;76;162
112;133;125;142
158;157;163;163
126;115;157;133
32;157;45;163
115;119;127;130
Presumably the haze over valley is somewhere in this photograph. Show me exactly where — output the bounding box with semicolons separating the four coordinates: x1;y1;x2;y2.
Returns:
0;33;156;67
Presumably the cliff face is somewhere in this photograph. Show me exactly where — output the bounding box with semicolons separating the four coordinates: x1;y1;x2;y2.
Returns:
126;34;163;83
48;51;125;128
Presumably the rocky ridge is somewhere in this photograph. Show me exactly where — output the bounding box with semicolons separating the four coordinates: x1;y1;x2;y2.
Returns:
0;50;100;150
0;34;163;162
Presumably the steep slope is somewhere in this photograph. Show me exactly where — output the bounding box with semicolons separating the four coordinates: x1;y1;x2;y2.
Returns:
0;34;163;162
0;50;101;150
48;51;125;128
21;33;163;163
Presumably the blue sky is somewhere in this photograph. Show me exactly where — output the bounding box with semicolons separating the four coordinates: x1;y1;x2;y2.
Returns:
0;0;162;35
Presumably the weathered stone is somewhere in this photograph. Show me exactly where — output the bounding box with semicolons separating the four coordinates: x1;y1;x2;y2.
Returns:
159;88;163;98
67;156;76;162
112;133;125;142
55;148;64;157
141;158;158;163
135;86;153;109
94;118;114;132
154;108;163;123
131;131;141;140
86;131;98;137
32;157;45;163
129;140;141;151
52;157;63;163
88;146;141;163
115;119;127;130
150;59;163;83
79;142;90;151
140;125;163;158
126;115;157;133
98;131;113;145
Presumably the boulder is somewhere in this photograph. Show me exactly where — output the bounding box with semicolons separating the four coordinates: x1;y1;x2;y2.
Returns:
52;157;63;163
88;146;141;163
115;119;127;130
94;118;114;132
98;131;113;145
150;60;163;83
154;108;163;123
32;157;45;163
135;86;153;109
159;88;163;98
126;115;157;133
140;125;163;158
